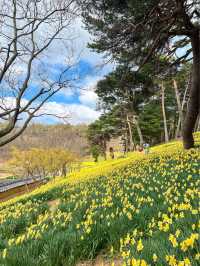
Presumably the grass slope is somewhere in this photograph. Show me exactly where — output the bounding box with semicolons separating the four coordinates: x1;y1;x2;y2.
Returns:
0;133;199;266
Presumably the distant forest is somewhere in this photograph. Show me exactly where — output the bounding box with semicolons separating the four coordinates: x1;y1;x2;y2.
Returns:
0;124;89;160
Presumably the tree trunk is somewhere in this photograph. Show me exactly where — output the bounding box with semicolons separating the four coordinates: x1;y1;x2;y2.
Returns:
124;130;128;154
103;138;107;160
194;115;200;132
62;164;67;177
173;79;184;138
169;119;175;139
175;74;191;138
133;115;144;145
183;31;200;149
126;114;134;151
161;82;169;142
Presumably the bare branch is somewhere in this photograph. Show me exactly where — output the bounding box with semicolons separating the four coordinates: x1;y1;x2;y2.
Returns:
0;0;79;146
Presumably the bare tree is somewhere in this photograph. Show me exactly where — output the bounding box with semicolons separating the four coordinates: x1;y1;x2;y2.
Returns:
0;0;78;147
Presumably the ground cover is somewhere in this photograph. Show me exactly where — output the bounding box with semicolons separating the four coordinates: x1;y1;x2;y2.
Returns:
0;133;199;266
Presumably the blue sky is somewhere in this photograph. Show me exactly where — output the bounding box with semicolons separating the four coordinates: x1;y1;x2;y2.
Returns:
38;56;113;125
2;18;190;126
1;19;114;126
35;29;189;126
49;60;104;105
33;19;114;125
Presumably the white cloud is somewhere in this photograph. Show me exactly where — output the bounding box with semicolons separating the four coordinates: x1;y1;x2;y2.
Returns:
78;75;101;108
38;101;101;125
0;97;28;110
67;104;100;124
44;17;113;71
0;16;111;126
58;87;77;98
79;90;98;108
0;97;100;125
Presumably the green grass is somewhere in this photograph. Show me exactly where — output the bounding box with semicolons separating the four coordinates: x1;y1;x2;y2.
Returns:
0;134;199;266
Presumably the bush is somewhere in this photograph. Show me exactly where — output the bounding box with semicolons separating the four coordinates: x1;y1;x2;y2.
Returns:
8;147;79;178
90;145;101;162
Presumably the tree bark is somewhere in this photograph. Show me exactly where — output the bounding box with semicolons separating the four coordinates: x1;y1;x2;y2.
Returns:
194;115;200;132
173;79;184;138
102;138;107;160
133;115;144;145
161;82;169;142
183;31;200;149
175;74;191;138
169;119;175;139
126;114;134;151
123;130;128;154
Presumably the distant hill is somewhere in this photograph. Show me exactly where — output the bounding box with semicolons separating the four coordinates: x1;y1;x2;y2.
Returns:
0;123;89;161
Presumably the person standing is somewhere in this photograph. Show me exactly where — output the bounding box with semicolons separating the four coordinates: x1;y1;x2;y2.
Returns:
109;147;115;159
143;143;150;155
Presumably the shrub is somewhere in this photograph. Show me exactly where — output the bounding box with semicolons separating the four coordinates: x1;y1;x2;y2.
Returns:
8;147;79;178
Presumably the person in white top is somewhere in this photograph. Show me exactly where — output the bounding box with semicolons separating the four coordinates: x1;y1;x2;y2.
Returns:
143;143;150;154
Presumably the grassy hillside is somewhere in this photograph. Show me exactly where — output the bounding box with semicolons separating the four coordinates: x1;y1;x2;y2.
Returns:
0;133;199;266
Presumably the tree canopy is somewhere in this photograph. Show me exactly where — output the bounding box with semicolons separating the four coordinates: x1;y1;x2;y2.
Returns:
81;0;200;149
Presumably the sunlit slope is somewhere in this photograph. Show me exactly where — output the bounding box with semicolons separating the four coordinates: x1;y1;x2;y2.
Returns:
0;132;199;266
0;132;199;208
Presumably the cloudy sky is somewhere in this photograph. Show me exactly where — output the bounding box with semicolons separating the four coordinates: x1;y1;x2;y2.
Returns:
1;9;114;126
33;18;113;125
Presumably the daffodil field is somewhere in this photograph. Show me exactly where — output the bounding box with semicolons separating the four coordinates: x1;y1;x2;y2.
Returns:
0;133;200;266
